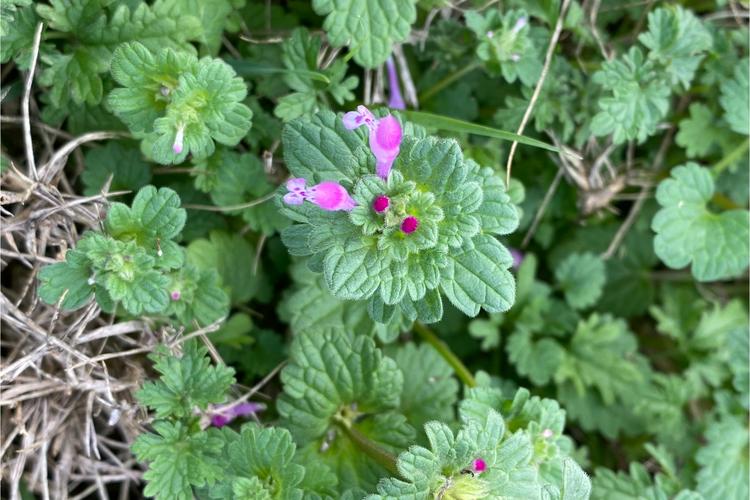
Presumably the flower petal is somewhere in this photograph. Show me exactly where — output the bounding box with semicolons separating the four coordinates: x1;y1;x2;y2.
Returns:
386;57;405;110
309;181;356;211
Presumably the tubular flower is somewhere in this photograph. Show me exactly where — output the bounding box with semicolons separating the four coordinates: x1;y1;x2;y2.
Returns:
283;178;356;211
205;401;265;428
343;105;403;179
386;56;406;110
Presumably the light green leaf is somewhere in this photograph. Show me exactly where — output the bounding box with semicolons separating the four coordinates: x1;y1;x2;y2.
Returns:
638;5;712;89
554;252;606;310
441;234;515;317
696;416;749;500
136;340;235;419
719;58;749;135
652;163;750;281
81;141;153;196
37;248;94;310
312;0;416;68
676;103;723;158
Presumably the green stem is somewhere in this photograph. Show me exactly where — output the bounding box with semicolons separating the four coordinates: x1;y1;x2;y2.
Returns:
413;322;477;388
334;417;399;477
712;137;749;176
419;62;481;103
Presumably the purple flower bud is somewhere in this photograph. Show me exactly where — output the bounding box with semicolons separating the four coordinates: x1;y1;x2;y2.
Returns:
486;30;494;38
473;458;487;473
386;57;405;110
541;428;554;439
401;216;419;234
342;105;403;179
173;124;185;154
170;290;181;301
510;248;524;269
283;178;356;211
373;195;390;213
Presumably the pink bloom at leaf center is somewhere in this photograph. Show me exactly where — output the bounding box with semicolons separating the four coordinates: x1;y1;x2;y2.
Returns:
473;458;487;473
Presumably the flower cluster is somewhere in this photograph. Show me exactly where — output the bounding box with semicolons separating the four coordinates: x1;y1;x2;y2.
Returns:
283;105;418;234
278;107;519;323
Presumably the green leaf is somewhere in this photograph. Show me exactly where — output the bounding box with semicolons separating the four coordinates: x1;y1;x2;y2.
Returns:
507;330;564;386
554;252;606;310
132;421;225;500
136;340;235;419
638;5;712;89
278;330;413;491
1;3;38;67
187;230;263;304
212;425;306;500
390;343;458;439
37;248;95;310
555;314;645;405
278;329;405;443
591;47;670;144
128;185;187;241
403;111;563;154
312;0;416;68
720;58;749;135
652;163;750;281
727;327;750;408
206;150;287;235
676;103;724;159
696;416;749;500
81;141;153;196
441;234;515;317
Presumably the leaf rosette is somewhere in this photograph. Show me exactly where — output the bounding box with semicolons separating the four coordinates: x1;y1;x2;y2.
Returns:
279;109;520;323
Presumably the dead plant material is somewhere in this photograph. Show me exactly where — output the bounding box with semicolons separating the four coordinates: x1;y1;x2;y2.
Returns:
1;130;162;500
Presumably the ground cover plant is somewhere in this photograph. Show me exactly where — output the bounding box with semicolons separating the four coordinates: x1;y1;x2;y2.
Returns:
1;1;748;499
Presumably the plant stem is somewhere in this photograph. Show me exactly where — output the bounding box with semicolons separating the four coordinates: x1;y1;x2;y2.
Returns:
712;137;749;176
413;322;477;387
334;417;399;477
419;62;481;103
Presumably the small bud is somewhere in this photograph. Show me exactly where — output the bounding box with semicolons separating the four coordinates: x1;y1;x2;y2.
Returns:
160;85;170;97
400;216;419;234
541;428;554;439
512;17;528;34
510;53;521;62
170;290;181;301
87;276;96;286
373;195;390;213
473;458;487;473
172;124;185;154
486;30;494;38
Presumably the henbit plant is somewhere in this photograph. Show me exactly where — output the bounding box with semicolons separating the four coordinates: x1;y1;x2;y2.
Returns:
278;105;520;325
4;1;748;499
38;186;229;325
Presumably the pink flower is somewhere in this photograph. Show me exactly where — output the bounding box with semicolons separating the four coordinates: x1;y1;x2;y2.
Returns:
473;458;487;473
283;178;356;211
170;290;181;301
343;105;402;179
386;57;405;110
173;124;185;154
373;195;390;213
400;216;419;234
207;401;265;428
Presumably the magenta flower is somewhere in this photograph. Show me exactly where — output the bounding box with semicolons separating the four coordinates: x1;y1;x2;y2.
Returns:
473;458;487;473
373;194;390;213
173;124;185;154
170;290;181;301
343;105;402;179
400;216;419;234
386;57;405;110
283;178;356;211
206;401;265;428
